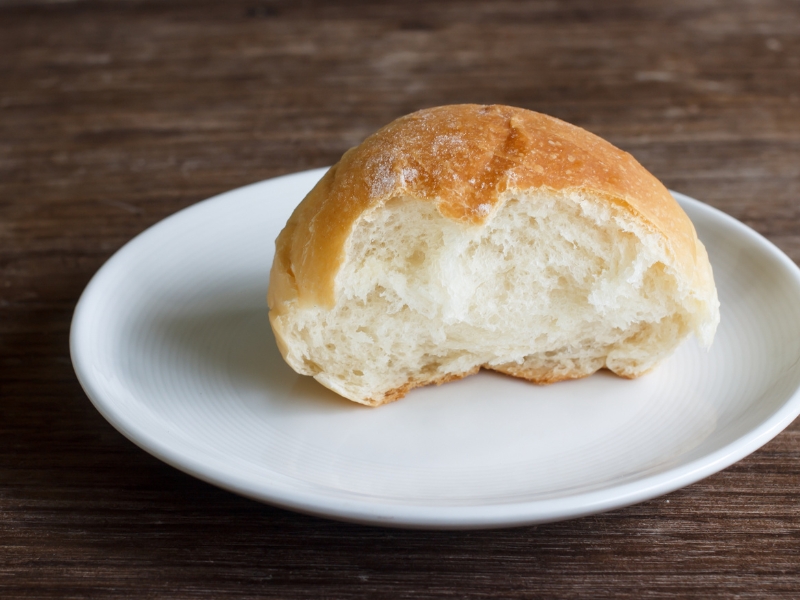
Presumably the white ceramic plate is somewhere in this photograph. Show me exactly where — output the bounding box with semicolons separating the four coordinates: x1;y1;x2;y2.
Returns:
71;168;800;529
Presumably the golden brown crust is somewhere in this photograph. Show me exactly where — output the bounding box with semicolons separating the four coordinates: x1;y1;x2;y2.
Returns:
367;361;645;405
368;362;615;405
269;104;706;314
368;366;481;406
489;362;598;385
492;364;643;385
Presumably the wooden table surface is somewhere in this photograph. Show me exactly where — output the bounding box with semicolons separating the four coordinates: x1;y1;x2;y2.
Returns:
3;0;800;597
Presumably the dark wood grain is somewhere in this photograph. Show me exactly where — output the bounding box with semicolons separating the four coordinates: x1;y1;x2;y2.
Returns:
2;0;800;597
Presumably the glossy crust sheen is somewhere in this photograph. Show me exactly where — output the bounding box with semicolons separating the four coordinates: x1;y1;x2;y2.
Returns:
268;105;717;402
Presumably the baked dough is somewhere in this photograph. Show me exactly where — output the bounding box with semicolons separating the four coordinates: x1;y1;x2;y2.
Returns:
268;104;719;406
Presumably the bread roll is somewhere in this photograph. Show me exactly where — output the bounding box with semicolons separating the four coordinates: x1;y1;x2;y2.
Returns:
268;104;719;406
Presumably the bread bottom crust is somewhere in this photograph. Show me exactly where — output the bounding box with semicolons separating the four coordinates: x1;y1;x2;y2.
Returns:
366;361;648;406
369;366;481;406
489;361;595;385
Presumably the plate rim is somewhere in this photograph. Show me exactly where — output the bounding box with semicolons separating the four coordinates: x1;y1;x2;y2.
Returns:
70;170;800;529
